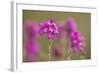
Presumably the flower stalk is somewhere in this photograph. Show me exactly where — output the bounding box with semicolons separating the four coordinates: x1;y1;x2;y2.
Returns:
48;40;53;61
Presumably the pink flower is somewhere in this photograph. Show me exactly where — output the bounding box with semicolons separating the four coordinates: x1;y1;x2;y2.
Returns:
24;20;40;39
39;19;59;39
52;47;63;58
66;17;78;32
26;39;40;55
70;32;85;53
65;17;86;53
24;20;40;61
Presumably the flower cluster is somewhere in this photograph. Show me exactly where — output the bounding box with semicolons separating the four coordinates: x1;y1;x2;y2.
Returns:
39;19;59;40
66;17;85;53
70;32;85;53
25;20;40;61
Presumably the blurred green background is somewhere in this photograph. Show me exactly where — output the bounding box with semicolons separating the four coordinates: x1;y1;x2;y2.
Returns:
23;10;91;62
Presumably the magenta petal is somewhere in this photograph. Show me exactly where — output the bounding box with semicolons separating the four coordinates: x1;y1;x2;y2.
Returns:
24;20;40;39
70;31;85;53
26;39;40;55
39;19;59;40
72;39;77;44
67;17;78;32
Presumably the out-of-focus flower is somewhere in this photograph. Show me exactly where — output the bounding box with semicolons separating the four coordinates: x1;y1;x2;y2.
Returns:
70;31;85;53
25;20;40;39
39;19;59;39
66;17;78;33
52;47;63;58
26;39;40;62
56;25;65;39
26;39;40;55
24;20;40;61
65;17;86;53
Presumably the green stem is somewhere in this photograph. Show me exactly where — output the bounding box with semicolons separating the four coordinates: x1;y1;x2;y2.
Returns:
48;40;52;61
